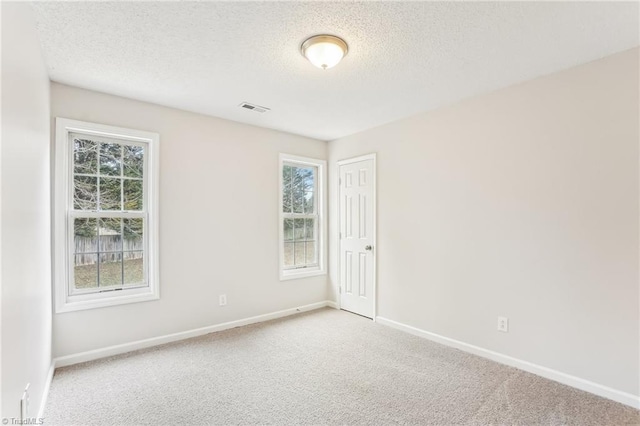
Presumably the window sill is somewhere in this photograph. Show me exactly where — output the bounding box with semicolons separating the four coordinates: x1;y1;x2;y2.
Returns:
56;288;159;313
280;268;326;281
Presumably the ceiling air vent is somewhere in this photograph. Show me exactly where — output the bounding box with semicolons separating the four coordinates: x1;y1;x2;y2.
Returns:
239;102;270;113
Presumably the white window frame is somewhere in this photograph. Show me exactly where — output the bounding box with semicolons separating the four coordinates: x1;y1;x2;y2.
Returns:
279;154;327;281
54;118;160;313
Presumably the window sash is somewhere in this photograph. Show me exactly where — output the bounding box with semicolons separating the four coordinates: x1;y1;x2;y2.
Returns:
69;132;147;149
67;212;149;296
282;213;319;270
70;135;147;213
70;282;148;296
69;211;146;219
282;162;318;216
282;213;316;219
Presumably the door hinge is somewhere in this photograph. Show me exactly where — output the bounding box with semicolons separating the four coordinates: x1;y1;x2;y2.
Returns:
339;177;342;185
339;286;342;294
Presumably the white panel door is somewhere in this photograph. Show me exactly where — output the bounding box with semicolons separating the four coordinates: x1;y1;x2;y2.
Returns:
339;155;375;318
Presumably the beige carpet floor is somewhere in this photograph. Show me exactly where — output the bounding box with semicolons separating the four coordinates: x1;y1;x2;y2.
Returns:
44;308;639;425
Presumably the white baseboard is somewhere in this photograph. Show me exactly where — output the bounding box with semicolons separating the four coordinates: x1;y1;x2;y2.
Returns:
54;301;333;368
376;316;640;409
326;300;338;309
37;362;55;418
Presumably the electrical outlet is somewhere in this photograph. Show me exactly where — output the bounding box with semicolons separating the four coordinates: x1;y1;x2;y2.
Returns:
497;316;509;333
20;383;30;421
219;294;227;306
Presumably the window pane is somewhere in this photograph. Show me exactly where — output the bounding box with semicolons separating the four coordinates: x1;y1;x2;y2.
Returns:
74;176;97;210
283;242;294;268
282;165;292;213
123;252;144;285
292;184;304;213
304;218;315;240
304;191;314;214
283;183;292;213
283;165;292;184
123;145;144;178
100;143;122;176
302;167;315;214
99;218;122;252
305;241;317;264
124;218;144;248
293;218;305;241
99;177;122;210
292;167;303;214
73;139;97;175
299;167;315;191
74;254;97;290
99;252;122;287
74;218;97;253
294;243;306;266
283;219;293;242
302;167;315;190
123;179;143;210
284;243;293;268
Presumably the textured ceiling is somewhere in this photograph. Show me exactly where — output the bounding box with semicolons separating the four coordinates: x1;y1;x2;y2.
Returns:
32;2;639;141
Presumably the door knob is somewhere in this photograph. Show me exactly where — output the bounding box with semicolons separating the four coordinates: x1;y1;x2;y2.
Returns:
365;245;373;251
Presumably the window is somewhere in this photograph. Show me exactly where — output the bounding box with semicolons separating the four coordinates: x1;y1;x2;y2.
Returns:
54;118;159;312
279;154;326;280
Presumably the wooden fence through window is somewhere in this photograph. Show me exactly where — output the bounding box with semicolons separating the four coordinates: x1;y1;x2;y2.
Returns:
74;236;143;265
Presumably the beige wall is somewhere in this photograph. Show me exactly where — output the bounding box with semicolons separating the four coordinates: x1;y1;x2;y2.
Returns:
329;48;639;396
1;2;52;419
50;83;328;357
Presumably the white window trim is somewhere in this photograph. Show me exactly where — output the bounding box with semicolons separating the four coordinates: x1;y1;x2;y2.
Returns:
54;118;160;313
279;153;327;281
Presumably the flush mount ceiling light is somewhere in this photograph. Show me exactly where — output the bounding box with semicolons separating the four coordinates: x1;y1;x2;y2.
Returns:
300;35;348;70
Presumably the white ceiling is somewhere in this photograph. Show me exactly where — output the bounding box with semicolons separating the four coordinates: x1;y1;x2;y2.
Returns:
32;2;639;141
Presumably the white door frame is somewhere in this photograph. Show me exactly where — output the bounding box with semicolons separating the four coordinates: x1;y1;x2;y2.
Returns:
336;153;377;320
